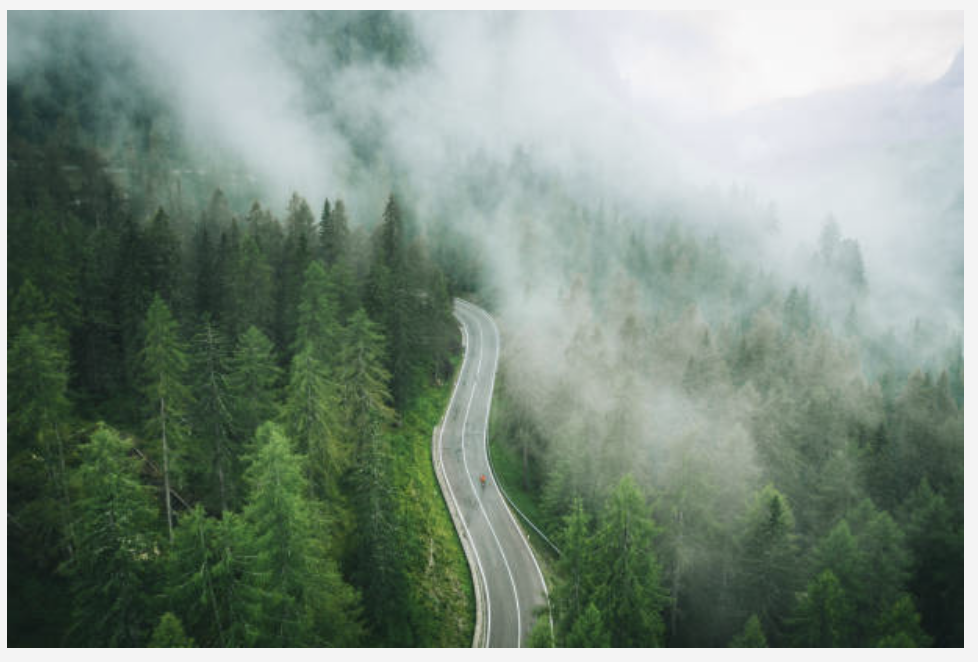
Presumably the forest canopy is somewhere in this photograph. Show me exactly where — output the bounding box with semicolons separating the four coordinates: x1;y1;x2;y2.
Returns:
7;10;963;649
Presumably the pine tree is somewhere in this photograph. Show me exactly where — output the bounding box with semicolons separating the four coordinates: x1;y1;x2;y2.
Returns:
790;570;854;646
294;261;341;365
7;320;74;561
349;421;405;643
283;346;345;499
338;309;394;432
64;425;159;646
149;612;194;647
319;197;350;269
189;317;235;512
847;500;912;641
729;614;768;647
210;511;260;646
116;216;154;402
339;310;404;642
165;505;256;646
566;602;610;647
192;220;218;322
242;422;362;646
874;595;931;647
9;278;59;337
591;475;668;647
553;498;593;643
74;225;125;408
230;226;276;339
144;207;182;308
278;193;317;354
735;484;800;644
166;506;223;646
227;326;282;452
899;478;963;646
141;295;191;541
367;194;413;411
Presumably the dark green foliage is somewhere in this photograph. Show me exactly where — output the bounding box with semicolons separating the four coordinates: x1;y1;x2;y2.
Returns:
73;226;125;413
294;260;342;364
319;197;350;268
790;570;854;646
566;603;610;648
552;499;593;643
7;320;74;563
165;506;230;646
64;425;160;646
188;318;236;512
590;476;668;647
165;505;257;646
141;295;190;540
8;321;72;454
7;201;81;335
277;193;318;353
226;232;276;339
116;216;157;402
149;612;194;647
242;422;363;646
805;502;915;646
144;207;182;307
227;326;282;450
528;614;556;647
729;615;768;647
192;220;219;322
735;484;800;643
8;29;962;647
338;309;408;644
338;308;395;432
365;193;456;411
874;595;931;647
349;423;407;644
9;31;467;646
379;378;476;647
367;194;411;410
283;346;346;498
898;479;963;646
9;278;59;338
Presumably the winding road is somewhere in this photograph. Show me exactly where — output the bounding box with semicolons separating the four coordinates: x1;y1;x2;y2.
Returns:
435;299;550;647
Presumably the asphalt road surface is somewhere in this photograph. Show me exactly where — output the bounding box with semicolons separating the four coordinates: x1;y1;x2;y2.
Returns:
437;298;550;648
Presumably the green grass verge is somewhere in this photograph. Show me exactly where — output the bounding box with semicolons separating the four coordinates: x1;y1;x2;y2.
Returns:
488;410;560;594
488;434;549;529
388;357;474;647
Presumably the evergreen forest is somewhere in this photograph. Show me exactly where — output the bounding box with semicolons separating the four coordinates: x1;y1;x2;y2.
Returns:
7;11;963;649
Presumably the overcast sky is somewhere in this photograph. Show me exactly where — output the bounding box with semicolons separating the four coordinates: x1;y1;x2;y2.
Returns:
582;11;963;118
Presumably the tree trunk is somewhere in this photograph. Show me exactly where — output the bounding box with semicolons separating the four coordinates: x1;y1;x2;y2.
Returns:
215;419;228;513
161;395;174;542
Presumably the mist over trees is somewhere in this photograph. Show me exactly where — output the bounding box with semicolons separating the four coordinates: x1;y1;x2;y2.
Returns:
8;10;962;649
492;185;962;647
7;15;467;645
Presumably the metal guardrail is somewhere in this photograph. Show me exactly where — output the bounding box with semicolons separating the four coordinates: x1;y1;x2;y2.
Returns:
485;439;562;558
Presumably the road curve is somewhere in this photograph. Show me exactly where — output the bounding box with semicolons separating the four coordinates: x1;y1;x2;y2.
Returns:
436;298;550;647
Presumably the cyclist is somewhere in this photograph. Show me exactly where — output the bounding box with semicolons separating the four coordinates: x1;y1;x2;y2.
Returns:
480;474;487;489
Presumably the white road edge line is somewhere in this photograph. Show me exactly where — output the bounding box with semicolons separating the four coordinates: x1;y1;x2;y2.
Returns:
438;315;492;646
458;305;523;648
460;299;555;639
